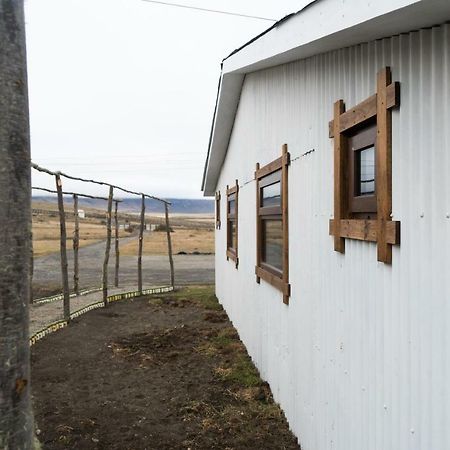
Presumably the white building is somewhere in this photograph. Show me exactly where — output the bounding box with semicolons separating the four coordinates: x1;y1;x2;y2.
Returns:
202;1;450;449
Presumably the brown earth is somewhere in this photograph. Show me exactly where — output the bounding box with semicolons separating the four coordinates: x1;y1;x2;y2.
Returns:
31;286;299;450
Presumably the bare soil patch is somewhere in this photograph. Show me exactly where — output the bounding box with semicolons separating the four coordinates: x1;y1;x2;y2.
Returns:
31;286;299;449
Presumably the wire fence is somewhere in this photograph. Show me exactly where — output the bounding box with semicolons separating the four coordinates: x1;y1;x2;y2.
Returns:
31;162;175;323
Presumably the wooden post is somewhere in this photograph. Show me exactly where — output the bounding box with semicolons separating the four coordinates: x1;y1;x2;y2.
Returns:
281;144;290;305
114;200;119;287
138;194;145;294
72;194;80;295
164;203;175;288
376;67;393;264
102;186;113;306
30;230;34;303
333;99;348;253
255;162;261;284
55;174;70;321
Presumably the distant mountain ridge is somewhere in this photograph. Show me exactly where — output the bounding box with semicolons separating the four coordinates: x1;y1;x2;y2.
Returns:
32;196;214;214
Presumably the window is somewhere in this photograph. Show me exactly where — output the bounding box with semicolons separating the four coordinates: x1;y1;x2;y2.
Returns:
226;181;238;267
215;191;221;229
255;145;290;304
329;67;401;263
348;123;377;218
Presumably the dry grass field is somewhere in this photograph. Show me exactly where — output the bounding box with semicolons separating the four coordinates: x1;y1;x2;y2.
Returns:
32;216;132;257
120;227;215;255
32;206;215;257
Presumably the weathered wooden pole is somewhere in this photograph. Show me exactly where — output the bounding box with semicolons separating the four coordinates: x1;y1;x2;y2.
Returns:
138;194;145;294
0;1;35;446
102;186;113;306
114;200;119;287
164;203;175;289
30;229;34;303
72;193;80;295
55;174;71;321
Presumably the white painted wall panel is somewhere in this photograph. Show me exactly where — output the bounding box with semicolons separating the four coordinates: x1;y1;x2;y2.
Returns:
214;23;450;450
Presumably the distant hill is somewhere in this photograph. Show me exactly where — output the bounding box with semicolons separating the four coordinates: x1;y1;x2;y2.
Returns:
32;196;214;215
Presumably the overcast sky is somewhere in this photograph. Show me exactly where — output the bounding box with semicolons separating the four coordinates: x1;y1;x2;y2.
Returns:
25;0;306;199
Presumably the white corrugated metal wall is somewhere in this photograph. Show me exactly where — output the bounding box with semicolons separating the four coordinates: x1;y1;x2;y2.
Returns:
214;23;450;450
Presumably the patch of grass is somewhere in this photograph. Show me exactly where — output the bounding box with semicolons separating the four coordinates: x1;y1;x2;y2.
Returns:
215;354;261;388
157;286;222;311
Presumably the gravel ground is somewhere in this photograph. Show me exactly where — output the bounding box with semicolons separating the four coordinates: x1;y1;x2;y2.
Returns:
33;237;215;299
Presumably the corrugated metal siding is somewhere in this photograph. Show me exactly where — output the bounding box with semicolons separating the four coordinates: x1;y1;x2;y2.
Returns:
214;23;450;450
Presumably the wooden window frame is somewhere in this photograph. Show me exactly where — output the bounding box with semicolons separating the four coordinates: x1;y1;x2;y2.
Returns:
255;145;291;304
226;181;239;268
215;191;221;229
328;67;401;264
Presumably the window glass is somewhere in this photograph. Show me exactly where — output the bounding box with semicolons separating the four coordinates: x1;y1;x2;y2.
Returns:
228;220;236;250
228;198;235;215
262;219;283;271
358;146;375;195
261;181;281;207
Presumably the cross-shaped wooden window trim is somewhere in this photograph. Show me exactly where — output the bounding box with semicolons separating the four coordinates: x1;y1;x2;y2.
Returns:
226;181;239;268
255;145;291;305
328;67;401;264
215;191;221;230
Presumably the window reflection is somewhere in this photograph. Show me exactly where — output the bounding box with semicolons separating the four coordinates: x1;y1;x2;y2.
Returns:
262;219;282;271
261;182;281;207
358;146;375;195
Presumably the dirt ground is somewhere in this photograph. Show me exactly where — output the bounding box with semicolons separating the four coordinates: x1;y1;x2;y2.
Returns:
31;286;299;450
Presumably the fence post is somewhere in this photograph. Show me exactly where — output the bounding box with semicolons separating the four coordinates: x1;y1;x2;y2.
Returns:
164;203;175;289
114;200;119;287
55;174;70;321
73;194;80;295
138;194;145;294
102;186;113;306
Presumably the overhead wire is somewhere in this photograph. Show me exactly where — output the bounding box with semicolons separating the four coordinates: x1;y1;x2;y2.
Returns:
140;0;276;22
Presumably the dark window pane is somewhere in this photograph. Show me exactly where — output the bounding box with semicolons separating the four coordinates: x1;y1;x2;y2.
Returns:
228;199;235;214
228;220;236;250
358;146;375;195
261;182;281;207
262;219;283;272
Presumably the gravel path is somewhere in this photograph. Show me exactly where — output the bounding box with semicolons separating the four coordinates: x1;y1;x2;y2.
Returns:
31;238;215;335
33;237;215;297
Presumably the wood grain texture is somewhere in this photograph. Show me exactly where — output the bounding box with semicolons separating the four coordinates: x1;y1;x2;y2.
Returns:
376;67;393;263
0;2;34;444
255;266;290;296
102;186;113;306
255;163;261;284
138;194;145;293
114;201;119;287
329;219;400;244
73;194;80;295
281;144;290;305
55;174;71;320
333;100;347;253
234;180;239;268
165;203;175;288
329;82;400;137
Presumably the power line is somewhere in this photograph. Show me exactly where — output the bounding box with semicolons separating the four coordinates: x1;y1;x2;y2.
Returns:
141;0;276;22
